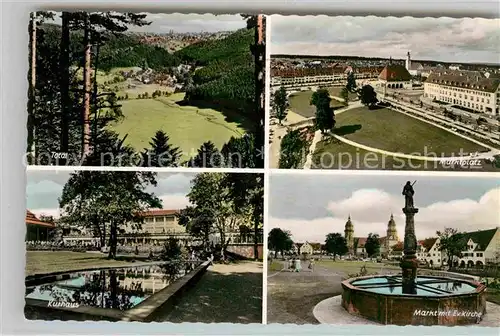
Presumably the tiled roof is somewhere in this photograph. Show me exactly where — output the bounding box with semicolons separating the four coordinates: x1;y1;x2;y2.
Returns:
459;228;498;252
26;210;55;228
140;209;179;217
425;70;500;93
378;64;412;82
421;238;438;250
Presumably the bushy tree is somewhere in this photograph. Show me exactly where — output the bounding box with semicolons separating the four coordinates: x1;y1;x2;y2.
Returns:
279;129;307;169
221;134;256;168
268;228;293;257
360;84;378;108
365;233;381;257
437;228;467;268
273;86;288;125
325;233;348;260
59;171;162;259
311;89;335;133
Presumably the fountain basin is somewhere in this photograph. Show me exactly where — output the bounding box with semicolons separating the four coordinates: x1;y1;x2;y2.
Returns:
341;274;487;326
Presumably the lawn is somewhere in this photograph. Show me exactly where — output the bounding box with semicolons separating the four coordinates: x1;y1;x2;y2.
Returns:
316;260;400;277
109;93;247;161
288;90;345;118
25;251;135;277
312;136;500;171
333;106;487;156
327;86;358;100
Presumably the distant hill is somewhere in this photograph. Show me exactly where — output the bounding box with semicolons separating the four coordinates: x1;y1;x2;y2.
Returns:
176;28;255;115
272;54;500;68
131;31;235;53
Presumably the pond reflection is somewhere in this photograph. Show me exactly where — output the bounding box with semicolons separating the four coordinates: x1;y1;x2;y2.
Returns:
25;262;200;310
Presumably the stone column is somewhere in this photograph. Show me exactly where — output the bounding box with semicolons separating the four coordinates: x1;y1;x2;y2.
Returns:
401;207;419;294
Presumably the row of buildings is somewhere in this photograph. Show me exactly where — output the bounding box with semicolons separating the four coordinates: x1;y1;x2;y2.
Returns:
342;215;499;268
288;215;500;269
25;209;257;248
272;52;500;116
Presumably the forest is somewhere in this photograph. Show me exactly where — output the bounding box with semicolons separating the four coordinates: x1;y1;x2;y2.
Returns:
28;12;265;167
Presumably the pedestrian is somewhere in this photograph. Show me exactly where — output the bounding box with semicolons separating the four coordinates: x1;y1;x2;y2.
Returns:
308;258;315;272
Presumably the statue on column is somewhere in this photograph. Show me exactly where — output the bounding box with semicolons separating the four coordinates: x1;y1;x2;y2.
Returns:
402;181;416;209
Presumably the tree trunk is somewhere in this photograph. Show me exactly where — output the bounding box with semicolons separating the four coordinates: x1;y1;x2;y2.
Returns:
82;14;91;157
27;13;37;162
253;208;259;260
92;42;100;150
109;270;118;309
59;12;70;165
108;221;117;259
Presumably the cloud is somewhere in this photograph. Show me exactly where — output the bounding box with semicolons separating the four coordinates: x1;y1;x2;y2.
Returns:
271;15;500;63
48;13;246;34
158;194;191;210
269;187;500;243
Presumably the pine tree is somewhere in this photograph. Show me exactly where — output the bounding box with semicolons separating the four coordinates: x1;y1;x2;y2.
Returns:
142;130;181;167
189;141;224;168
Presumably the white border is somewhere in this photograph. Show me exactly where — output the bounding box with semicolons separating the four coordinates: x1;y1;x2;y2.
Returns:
3;1;500;336
262;14;271;325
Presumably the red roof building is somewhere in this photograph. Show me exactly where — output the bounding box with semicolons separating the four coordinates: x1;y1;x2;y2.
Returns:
26;210;55;242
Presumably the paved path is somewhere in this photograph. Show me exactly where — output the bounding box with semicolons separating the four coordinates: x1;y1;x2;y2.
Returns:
154;261;262;324
267;260;344;324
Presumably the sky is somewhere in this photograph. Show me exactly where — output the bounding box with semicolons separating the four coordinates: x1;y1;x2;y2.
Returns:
270;15;500;64
269;174;500;243
26;171;194;219
47;12;247;34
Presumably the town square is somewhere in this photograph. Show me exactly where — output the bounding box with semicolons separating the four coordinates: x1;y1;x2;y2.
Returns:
267;173;500;326
269;15;500;171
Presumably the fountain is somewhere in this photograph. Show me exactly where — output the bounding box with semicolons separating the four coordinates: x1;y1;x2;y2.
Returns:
339;181;487;326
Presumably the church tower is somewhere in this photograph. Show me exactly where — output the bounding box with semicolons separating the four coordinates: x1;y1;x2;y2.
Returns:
405;51;411;71
344;215;355;254
386;213;399;250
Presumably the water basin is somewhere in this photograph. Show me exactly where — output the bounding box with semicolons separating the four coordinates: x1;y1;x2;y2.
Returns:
25;262;200;311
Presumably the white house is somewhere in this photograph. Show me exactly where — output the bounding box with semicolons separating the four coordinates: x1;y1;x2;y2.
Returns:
424;227;500;268
299;242;314;255
423;70;500;116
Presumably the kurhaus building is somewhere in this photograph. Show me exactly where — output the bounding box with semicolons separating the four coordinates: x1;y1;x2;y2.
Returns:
25;210;55;242
423;70;500;116
62;209;190;246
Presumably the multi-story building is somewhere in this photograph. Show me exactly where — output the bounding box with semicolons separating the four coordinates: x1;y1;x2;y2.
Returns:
61;209;190;247
271;66;382;92
424;227;500;268
423;70;500;116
